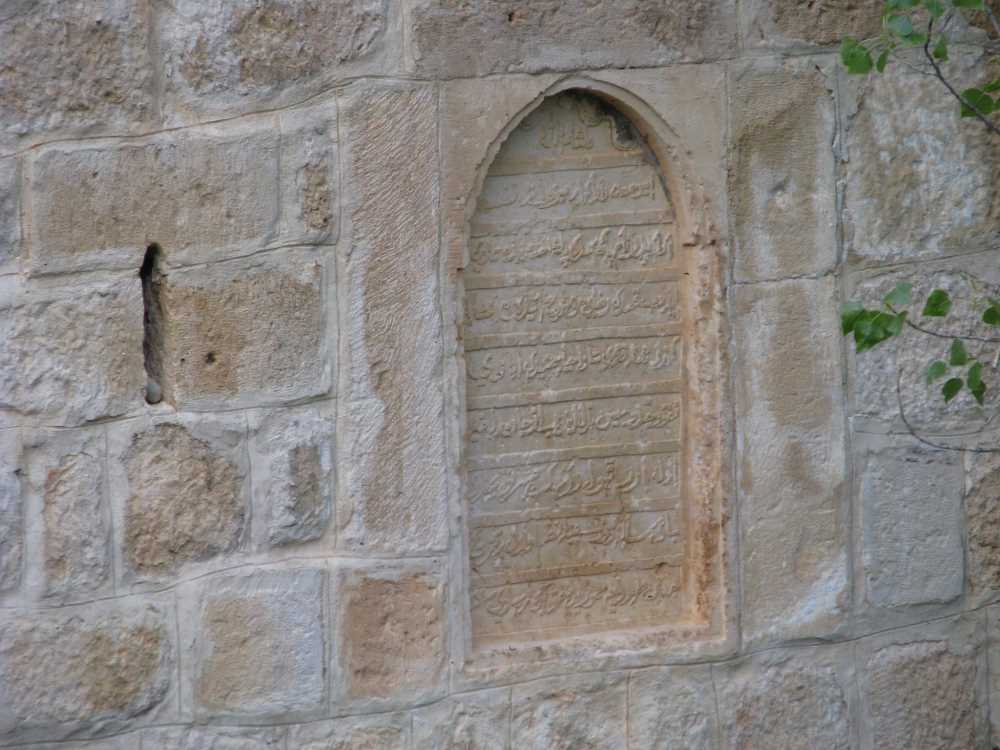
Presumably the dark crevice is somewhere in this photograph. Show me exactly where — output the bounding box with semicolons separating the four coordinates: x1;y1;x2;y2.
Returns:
139;243;166;405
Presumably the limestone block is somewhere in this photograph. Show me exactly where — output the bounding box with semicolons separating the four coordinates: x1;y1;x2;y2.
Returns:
279;101;339;245
857;442;963;609
857;615;988;749
334;563;447;710
140;726;285;749
510;673;627;750
1;275;145;426
848;260;1000;434
0;429;21;593
24;427;112;601
158;0;389;120
0;0;155;152
180;567;327;720
0;601;174;744
108;415;248;584
735;277;848;646
842;50;1000;264
19;740;129;750
965;451;1000;604
412;689;510;750
0;156;19;274
338;81;447;554
406;0;737;76
248;403;336;549
741;0;883;49
287;714;409;750
729;57;837;281
628;666;718;749
988;604;1000;744
157;249;330;409
716;647;855;749
27;128;280;275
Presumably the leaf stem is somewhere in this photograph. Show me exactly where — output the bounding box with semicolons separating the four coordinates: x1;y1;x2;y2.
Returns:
904;317;1000;344
895;367;1000;453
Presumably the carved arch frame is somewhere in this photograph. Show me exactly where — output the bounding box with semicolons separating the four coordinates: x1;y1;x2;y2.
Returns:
441;74;735;687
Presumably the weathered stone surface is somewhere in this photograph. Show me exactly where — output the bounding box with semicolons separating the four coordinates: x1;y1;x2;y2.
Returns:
0;157;19;273
511;673;627;750
1;276;145;425
628;666;717;748
25;428;111;600
0;604;173;741
849;262;1000;434
141;726;285;750
287;714;409;750
407;0;737;76
28;130;280;275
988;604;1000;744
0;0;154;151
965;452;1000;603
413;689;510;750
112;418;246;581
249;404;335;549
858;618;987;749
843;51;1000;264
0;429;21;593
742;0;882;49
338;81;447;554
279;101;339;244
183;568;326;719
729;58;837;281
735;278;848;645
858;444;963;608
717;649;853;750
158;249;330;409
336;564;446;707
159;0;388;118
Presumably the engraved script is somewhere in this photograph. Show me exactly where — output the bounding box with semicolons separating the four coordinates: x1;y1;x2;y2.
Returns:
464;92;689;644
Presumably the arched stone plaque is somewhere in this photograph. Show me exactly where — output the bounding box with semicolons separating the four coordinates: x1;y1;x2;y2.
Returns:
463;91;704;647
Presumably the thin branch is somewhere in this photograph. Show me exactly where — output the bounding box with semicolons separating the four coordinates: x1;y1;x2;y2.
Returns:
984;4;1000;40
903;317;1000;344
923;17;1000;137
895;367;1000;453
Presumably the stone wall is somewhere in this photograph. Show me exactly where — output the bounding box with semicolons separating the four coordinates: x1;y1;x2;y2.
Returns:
1;1;999;748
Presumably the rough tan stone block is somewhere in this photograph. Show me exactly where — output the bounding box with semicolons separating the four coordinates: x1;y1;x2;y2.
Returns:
511;673;627;750
0;157;19;273
741;0;883;49
140;726;285;749
24;428;112;601
628;666;718;748
181;568;326;720
406;0;737;76
729;58;837;281
0;429;21;593
716;648;854;749
1;275;145;426
287;714;409;750
27;130;280;275
249;403;336;549
965;451;1000;604
0;0;155;152
412;689;510;750
158;0;389;119
109;416;247;583
338;81;447;554
0;602;173;743
279;101;339;245
987;604;1000;745
158;249;330;409
335;564;447;709
858;616;988;749
842;51;1000;264
735;277;848;646
857;442;963;609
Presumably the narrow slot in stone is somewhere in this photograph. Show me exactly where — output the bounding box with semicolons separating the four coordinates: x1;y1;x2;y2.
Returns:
139;243;166;405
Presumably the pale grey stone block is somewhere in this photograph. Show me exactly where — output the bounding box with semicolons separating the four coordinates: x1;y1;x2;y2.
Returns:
628;665;718;749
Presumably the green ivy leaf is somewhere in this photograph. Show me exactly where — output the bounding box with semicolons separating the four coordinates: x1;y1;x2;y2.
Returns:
984;79;1000;94
884;282;913;308
971;381;987;405
983;305;1000;326
886;310;908;336
842;38;874;74
961;88;994;117
903;31;928;44
933;34;949;60
953;0;984;8
854;310;903;352
950;339;971;366
842;301;866;334
969;361;984;389
924;0;947;16
943;377;964;402
877;49;891;72
922;289;952;317
927;360;949;383
886;14;914;35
